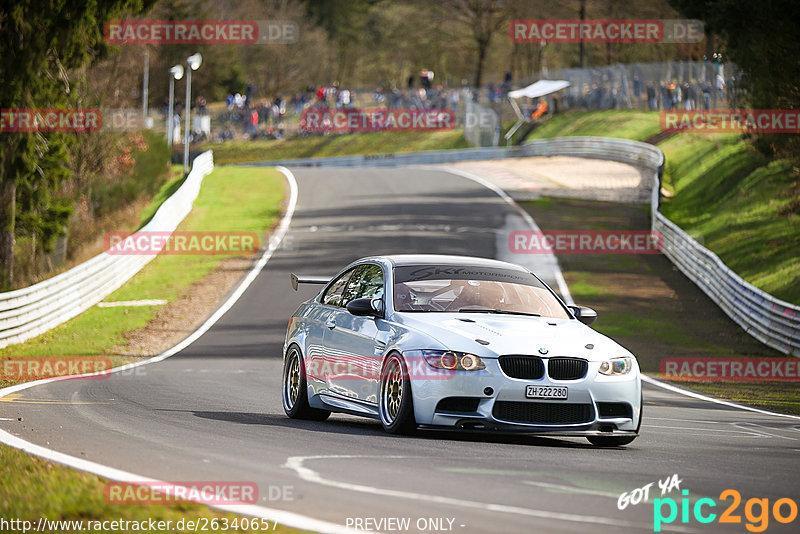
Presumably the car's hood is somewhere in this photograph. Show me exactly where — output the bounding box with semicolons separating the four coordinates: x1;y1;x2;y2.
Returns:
393;312;631;361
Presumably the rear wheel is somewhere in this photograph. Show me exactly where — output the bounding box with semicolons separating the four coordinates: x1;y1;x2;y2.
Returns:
379;353;416;434
282;346;330;421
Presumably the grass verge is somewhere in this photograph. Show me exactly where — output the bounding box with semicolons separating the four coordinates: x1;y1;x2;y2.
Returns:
0;166;297;532
0;446;306;533
659;133;799;303
525;110;662;142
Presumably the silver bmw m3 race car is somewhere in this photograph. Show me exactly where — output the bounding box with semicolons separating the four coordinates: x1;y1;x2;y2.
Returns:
282;254;642;446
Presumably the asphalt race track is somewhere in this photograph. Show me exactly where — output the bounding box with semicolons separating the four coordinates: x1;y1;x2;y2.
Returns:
2;167;799;533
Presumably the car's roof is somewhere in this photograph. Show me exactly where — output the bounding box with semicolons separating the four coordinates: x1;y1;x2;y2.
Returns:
370;254;528;271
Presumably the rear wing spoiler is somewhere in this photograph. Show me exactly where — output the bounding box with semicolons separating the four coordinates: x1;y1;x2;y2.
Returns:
290;273;330;291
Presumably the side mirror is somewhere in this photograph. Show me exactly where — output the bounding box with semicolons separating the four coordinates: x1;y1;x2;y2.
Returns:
346;297;384;318
569;305;597;325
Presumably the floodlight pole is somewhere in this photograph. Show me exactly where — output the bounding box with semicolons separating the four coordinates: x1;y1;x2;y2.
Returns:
183;66;192;174
183;54;202;174
167;65;184;151
167;72;176;149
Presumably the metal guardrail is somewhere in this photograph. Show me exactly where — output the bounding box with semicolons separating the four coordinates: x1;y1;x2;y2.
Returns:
246;136;800;356
656;213;800;356
243;137;664;169
0;151;215;349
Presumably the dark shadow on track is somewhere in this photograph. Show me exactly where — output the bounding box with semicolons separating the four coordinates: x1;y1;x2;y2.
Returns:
178;409;604;449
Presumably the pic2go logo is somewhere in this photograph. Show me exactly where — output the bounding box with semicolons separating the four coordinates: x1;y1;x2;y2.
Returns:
654;489;798;532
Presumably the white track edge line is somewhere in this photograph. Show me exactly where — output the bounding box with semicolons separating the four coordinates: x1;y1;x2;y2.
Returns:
642;374;800;420
0;429;361;534
0;167;367;534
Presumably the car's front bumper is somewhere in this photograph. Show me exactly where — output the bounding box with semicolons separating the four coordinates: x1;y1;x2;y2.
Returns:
406;355;642;435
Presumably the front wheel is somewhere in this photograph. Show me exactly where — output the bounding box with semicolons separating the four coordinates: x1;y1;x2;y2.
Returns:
379;353;416;434
282;346;330;421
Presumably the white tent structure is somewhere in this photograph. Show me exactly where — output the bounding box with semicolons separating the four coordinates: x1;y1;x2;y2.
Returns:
505;80;571;144
507;80;571;100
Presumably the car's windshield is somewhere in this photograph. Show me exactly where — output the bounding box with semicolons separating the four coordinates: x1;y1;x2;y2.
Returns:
393;265;569;319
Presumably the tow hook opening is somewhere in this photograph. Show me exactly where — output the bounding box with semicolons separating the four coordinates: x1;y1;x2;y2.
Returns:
457;420;487;430
598;424;615;433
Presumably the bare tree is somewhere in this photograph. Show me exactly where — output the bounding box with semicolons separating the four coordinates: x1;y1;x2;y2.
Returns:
442;0;507;87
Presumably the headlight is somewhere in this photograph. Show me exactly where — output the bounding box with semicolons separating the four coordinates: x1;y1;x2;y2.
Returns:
598;357;633;375
423;350;486;371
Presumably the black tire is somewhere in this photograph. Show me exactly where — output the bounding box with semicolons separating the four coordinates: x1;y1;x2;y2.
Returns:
587;435;638;447
379;353;417;434
588;393;642;447
282;346;330;421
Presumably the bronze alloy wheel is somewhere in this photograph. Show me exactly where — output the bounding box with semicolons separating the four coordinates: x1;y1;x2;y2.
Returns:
379;353;416;434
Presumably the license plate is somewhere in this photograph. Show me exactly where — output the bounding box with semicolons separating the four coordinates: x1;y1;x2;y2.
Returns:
526;385;568;400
